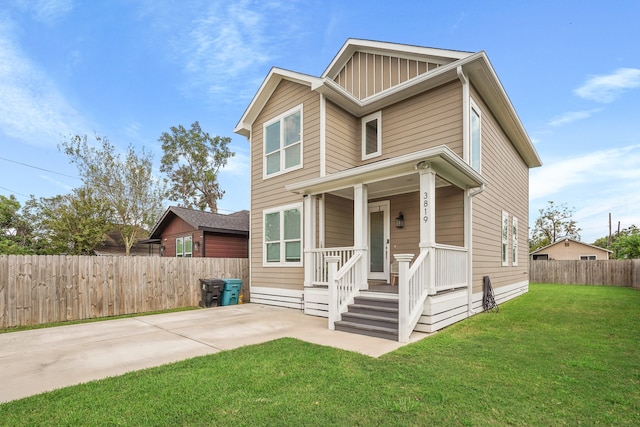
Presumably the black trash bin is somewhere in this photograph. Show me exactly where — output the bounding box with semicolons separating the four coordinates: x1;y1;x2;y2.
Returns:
198;279;224;308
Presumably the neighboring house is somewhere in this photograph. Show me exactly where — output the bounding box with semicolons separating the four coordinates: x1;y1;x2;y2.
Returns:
96;228;159;256
147;206;249;258
530;238;612;260
234;39;542;341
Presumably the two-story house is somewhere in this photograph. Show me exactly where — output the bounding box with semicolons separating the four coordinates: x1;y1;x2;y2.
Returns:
235;39;541;342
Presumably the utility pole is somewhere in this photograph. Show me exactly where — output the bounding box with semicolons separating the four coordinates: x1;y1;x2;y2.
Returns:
608;213;612;248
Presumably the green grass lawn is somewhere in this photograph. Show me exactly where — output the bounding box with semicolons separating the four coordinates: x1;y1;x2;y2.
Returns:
1;284;638;426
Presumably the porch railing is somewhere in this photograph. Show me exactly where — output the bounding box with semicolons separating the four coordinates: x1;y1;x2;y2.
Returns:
434;244;468;292
398;250;429;343
327;251;363;330
308;247;357;286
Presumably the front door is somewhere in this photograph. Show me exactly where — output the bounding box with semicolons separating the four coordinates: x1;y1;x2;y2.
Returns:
368;201;390;281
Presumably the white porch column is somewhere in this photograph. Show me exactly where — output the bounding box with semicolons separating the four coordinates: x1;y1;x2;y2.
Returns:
419;166;437;295
353;183;368;289
303;195;316;288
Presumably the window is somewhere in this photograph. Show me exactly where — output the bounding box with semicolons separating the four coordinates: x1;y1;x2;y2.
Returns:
512;216;518;266
501;211;509;266
176;236;192;257
264;204;302;266
264;105;303;177
470;101;481;172
580;255;597;261
361;111;382;160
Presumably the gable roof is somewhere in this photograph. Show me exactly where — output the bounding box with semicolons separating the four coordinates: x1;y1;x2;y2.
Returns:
234;38;541;169
149;206;249;238
530;238;613;255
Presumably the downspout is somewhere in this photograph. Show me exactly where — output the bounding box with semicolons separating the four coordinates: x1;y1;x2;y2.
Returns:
458;65;475;316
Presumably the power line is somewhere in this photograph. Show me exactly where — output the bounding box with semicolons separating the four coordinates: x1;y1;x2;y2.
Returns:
0;185;29;198
0;156;80;180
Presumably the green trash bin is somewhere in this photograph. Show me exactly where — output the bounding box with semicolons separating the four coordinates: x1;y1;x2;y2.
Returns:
221;279;242;306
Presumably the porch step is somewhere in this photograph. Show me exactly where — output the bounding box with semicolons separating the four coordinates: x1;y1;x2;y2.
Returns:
334;320;398;341
334;295;399;341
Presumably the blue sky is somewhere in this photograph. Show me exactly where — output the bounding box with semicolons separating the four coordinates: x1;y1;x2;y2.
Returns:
1;0;638;243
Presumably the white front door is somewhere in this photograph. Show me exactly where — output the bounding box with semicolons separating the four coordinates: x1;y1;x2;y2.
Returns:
368;201;390;281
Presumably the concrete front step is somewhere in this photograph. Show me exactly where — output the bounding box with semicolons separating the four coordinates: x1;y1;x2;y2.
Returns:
334;320;398;341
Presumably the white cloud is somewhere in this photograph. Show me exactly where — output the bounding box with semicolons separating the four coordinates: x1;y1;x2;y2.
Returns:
574;68;640;103
219;145;250;177
12;0;74;24
0;18;85;147
530;145;640;242
548;109;602;127
142;0;305;99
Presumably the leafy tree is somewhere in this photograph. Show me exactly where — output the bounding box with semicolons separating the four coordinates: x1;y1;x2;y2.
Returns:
0;195;34;254
613;232;640;259
60;134;166;255
159;121;234;212
594;225;640;259
530;201;581;251
25;188;114;255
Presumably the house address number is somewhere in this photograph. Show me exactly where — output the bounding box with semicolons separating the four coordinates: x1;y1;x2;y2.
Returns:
423;192;429;223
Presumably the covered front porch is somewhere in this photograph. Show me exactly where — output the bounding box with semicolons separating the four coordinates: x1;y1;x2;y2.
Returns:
286;146;486;342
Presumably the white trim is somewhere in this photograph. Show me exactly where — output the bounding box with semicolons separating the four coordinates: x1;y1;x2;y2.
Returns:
250;286;303;310
469;98;482;173
319;94;326;177
286;145;486;196
367;200;390;281
263;202;303;267
501;210;509;267
263;104;304;179
512;216;519;266
361;111;382;160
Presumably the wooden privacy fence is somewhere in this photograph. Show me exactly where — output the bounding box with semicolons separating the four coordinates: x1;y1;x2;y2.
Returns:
0;255;249;328
529;259;640;288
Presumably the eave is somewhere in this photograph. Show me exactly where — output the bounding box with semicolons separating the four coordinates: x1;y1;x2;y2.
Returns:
285;145;487;197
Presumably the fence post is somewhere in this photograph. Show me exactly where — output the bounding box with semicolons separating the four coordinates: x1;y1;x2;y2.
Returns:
326;255;340;330
395;253;414;343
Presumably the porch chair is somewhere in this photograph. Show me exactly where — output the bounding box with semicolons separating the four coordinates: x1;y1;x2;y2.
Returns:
390;260;399;286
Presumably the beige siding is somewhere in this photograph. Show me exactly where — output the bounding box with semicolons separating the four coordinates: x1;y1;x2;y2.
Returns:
250;80;321;291
388;192;419;259
470;85;530;294
535;241;610;260
325;101;359;174
324;194;354;247
435;186;465;247
374;80;463;163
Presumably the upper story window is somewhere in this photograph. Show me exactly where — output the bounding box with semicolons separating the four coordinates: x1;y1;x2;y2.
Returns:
264;104;303;178
176;236;192;257
264;203;302;266
361;111;382;160
470;101;481;172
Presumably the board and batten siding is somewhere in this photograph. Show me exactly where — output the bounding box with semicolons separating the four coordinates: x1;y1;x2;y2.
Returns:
470;86;530;294
250;80;321;291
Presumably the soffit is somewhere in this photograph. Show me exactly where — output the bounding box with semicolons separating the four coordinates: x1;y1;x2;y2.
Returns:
285;145;486;198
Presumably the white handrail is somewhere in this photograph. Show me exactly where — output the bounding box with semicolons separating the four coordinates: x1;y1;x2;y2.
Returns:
327;251;363;330
398;250;430;343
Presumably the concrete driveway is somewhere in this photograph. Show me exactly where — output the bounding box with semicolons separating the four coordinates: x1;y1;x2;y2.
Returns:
0;303;428;403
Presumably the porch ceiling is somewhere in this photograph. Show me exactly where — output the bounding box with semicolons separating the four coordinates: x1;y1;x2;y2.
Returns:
286;145;487;199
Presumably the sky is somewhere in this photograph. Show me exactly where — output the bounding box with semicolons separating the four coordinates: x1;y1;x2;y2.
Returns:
0;0;638;244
